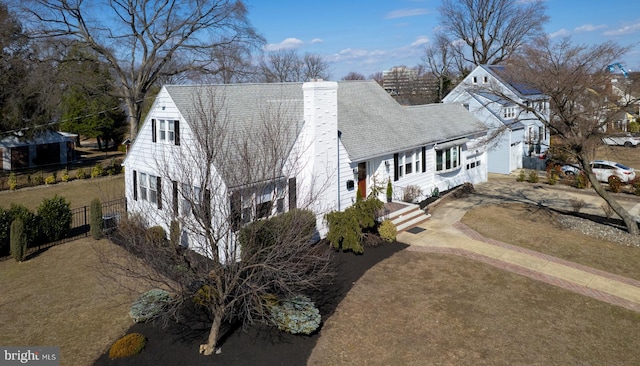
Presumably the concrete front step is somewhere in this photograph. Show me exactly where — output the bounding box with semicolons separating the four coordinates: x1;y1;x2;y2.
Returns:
389;204;431;231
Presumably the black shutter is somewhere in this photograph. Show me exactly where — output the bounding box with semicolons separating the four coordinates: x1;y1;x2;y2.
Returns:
204;189;211;222
172;181;178;216
230;191;241;231
393;153;399;181
422;146;426;173
288;177;297;210
151;119;157;143
174;120;180;146
156;176;162;209
133;170;138;201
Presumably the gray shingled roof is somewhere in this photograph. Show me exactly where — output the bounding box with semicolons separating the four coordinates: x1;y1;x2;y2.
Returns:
164;81;487;175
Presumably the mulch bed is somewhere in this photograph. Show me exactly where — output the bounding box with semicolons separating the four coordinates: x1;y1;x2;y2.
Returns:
94;241;408;366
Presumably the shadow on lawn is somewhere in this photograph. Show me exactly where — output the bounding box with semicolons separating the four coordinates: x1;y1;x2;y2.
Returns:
94;241;408;366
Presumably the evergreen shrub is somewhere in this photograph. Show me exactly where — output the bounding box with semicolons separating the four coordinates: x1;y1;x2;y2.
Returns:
108;333;147;359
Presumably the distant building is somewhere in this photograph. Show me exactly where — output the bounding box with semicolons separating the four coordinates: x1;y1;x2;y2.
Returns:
0;130;75;171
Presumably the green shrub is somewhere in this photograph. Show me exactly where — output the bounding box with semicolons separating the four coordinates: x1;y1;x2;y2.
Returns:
325;209;362;254
0;207;12;256
129;289;172;323
169;220;180;247
193;285;217;307
37;195;72;242
109;333;147;359
608;175;623;193
526;170;539;183
629;121;640;133
378;219;397;242
353;196;383;230
91;163;103;178
8;172;17;191
44;175;56;185
9;204;39;247
386;179;393;201
516;169;526;182
33;171;45;186
546;164;561;185
76;167;87;179
90;198;103;240
575;172;588;189
268;295;321;335
10;218;27;262
61;168;70;182
145;226;166;246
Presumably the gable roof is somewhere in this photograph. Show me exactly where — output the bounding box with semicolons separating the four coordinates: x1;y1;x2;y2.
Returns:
481;64;546;98
161;81;487;169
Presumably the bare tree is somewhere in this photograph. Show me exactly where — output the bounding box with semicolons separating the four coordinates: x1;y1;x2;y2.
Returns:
107;87;334;356
368;71;384;86
438;0;549;67
490;37;640;234
17;0;262;138
342;72;366;81
424;32;456;102
259;50;330;82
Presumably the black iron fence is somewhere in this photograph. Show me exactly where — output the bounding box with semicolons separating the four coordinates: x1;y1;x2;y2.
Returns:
68;197;127;239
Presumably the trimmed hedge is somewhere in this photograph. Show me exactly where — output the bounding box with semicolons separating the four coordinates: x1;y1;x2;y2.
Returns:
37;195;72;242
10;218;27;262
90;198;103;240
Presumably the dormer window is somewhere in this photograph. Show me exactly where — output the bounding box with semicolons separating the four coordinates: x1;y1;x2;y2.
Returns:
503;107;516;119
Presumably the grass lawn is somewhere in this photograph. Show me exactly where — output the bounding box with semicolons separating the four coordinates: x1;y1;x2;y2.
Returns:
0;175;123;210
0;238;149;366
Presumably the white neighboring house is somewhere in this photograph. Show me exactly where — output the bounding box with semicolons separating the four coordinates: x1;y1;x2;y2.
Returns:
123;80;489;260
443;64;550;174
0;130;75;171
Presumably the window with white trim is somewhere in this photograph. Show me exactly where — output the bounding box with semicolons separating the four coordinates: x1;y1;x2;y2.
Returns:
158;119;175;143
503;106;516;119
139;173;158;204
397;150;420;178
436;146;461;172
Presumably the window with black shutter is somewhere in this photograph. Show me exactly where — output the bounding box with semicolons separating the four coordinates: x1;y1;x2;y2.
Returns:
174;120;180;146
172;181;178;216
288;177;297;210
393;153;399;181
133;171;138;200
151;119;157;143
156;177;162;209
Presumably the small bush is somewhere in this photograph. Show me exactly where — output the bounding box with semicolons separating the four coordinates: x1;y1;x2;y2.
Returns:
378;219;397;242
9;204;39;247
90;198;103;240
0;207;12;256
146;226;166;246
526;170;539;183
91;163;104;178
601;203;614;219
631;178;640;196
33;172;45;186
569;197;586;213
325;209;362;254
109;333;147;359
268;295;321;335
608;175;623;193
402;185;423;203
8;172;17;191
37;195;72;242
129;289;172;323
61;168;70;182
546;164;561;185
575;172;589;189
516;169;526;182
193;285;217;307
44;174;56;185
76;167;87;179
10;218;27;262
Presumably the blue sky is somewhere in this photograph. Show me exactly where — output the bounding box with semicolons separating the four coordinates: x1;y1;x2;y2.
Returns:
244;0;640;80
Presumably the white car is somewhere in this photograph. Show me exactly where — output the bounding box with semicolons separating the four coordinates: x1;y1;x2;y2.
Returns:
562;160;636;183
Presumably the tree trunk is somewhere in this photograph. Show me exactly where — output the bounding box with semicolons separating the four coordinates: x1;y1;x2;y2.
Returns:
124;96;142;140
200;311;222;356
586;171;639;235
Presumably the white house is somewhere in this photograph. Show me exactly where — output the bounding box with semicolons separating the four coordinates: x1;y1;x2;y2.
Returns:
443;64;550;174
123;80;488;259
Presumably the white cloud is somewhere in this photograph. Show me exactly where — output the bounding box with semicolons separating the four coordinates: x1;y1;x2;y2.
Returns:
310;38;324;44
264;38;304;51
411;36;430;47
549;28;570;39
575;24;607;32
385;8;428;19
604;22;640;36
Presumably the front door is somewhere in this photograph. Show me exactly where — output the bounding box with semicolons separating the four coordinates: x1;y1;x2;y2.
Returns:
357;162;367;198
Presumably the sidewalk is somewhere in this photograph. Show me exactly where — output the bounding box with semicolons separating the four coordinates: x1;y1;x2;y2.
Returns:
397;179;640;313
